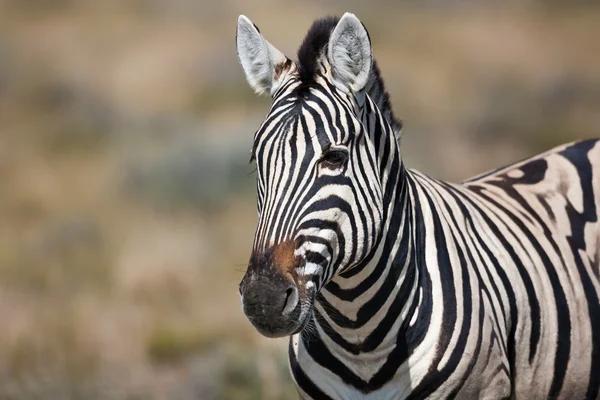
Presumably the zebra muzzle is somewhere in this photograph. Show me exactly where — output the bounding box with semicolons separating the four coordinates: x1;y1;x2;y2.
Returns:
240;240;312;337
240;275;302;337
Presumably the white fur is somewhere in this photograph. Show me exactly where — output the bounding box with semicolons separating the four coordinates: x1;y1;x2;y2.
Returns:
236;15;288;96
327;13;372;93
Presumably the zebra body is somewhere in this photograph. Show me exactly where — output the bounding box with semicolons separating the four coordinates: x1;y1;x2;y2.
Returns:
236;13;600;399
291;141;600;399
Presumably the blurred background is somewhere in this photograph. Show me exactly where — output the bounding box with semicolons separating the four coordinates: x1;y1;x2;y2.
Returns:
0;0;598;399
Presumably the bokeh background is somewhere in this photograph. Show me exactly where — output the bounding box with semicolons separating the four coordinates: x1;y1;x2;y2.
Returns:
0;1;599;399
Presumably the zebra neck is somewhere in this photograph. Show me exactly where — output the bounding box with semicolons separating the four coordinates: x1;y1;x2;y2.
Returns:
312;164;422;354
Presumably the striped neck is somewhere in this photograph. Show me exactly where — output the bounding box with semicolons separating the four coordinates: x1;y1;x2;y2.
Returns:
295;94;425;387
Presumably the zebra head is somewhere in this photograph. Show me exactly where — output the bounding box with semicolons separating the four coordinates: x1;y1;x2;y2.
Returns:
237;13;401;337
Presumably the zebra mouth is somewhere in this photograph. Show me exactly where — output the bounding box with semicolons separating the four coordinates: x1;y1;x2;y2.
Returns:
240;275;310;338
240;273;318;338
289;280;317;336
245;299;307;338
290;306;313;336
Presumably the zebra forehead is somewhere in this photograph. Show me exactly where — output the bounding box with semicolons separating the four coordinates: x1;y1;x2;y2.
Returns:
255;109;334;151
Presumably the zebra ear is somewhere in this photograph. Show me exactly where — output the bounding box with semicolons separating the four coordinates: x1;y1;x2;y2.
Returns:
236;15;289;96
327;13;372;93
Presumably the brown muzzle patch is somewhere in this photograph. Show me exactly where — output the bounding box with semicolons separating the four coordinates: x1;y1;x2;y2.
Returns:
271;240;299;276
245;239;301;284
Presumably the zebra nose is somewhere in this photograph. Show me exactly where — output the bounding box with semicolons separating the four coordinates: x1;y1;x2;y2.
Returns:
241;279;299;337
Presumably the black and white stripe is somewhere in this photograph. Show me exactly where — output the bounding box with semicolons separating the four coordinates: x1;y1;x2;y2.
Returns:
236;13;600;399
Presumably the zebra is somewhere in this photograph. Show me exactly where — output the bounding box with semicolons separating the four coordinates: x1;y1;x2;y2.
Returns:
235;13;600;399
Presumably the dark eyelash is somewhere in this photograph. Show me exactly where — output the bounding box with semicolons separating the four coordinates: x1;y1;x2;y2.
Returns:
320;149;348;168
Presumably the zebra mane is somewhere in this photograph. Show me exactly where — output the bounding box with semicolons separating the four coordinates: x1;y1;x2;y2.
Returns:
296;16;402;134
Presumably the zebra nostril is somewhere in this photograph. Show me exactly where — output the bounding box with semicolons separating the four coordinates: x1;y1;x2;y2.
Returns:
283;287;293;309
282;286;299;315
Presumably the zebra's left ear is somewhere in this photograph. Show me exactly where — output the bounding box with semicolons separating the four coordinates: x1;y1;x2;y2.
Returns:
327;13;372;93
236;15;290;96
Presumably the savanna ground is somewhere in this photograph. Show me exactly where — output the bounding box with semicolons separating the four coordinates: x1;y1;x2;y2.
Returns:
0;1;599;399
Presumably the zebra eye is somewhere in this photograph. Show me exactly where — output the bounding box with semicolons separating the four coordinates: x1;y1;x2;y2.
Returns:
320;150;348;169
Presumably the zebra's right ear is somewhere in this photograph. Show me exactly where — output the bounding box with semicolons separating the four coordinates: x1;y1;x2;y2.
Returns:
236;15;290;96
